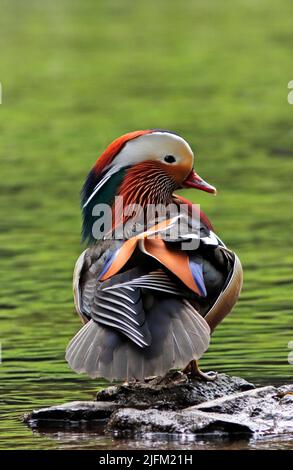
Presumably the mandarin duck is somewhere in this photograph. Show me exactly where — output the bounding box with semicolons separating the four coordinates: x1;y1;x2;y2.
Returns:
66;130;243;381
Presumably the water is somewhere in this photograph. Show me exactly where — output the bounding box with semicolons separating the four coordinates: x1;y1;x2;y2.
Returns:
1;0;293;450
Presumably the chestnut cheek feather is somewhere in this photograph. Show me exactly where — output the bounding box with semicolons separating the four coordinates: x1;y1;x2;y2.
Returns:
118;161;178;207
163;162;191;185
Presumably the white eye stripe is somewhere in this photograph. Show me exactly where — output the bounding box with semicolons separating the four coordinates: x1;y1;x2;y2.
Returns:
110;132;194;169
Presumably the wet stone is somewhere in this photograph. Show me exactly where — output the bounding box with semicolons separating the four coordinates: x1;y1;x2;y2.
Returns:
96;371;255;410
23;401;118;428
23;372;293;438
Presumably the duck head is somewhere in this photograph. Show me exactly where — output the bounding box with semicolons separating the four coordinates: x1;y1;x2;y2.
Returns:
82;130;216;242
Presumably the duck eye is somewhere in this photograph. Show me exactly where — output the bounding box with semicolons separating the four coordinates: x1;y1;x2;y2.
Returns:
164;155;176;164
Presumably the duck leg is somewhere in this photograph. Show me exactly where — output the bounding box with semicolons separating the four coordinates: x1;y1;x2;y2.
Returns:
183;360;217;381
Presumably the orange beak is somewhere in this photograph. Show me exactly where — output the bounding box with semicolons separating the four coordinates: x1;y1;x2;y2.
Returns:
182;170;217;194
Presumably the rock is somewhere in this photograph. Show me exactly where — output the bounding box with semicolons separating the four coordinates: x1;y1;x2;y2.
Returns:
186;385;275;413
107;384;293;435
106;408;256;435
189;384;293;434
96;371;255;410
23;373;293;438
23;401;118;428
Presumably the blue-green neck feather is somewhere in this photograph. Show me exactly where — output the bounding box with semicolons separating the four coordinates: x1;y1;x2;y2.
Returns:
81;168;126;244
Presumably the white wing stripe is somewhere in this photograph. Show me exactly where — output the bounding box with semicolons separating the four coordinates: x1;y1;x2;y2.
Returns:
95;302;141;327
99;295;137;314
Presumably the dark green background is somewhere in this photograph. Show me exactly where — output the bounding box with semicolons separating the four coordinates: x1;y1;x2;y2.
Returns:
0;0;292;449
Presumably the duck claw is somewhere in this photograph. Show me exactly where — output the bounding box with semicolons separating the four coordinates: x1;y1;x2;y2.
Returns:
183;359;218;382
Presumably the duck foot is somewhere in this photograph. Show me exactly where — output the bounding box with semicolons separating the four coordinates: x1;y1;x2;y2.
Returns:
183;360;218;381
123;378;140;386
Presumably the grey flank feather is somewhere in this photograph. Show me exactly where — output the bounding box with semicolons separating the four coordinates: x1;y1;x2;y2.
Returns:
66;293;210;381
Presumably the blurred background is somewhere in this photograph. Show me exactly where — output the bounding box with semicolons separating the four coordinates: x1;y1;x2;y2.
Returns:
0;0;292;450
